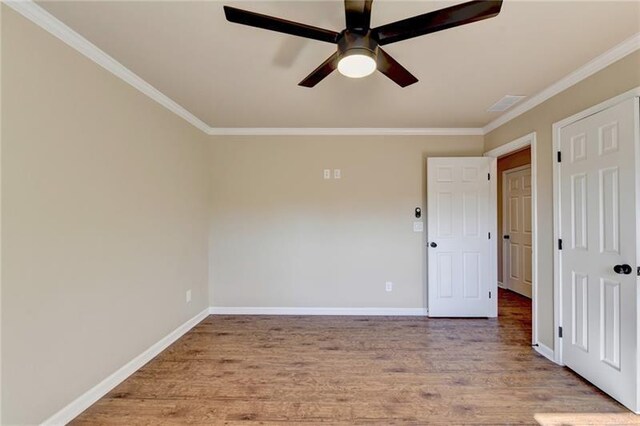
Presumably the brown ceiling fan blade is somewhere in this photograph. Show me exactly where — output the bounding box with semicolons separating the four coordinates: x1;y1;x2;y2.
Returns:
224;6;340;44
376;48;418;88
299;52;340;87
344;0;373;32
372;0;503;46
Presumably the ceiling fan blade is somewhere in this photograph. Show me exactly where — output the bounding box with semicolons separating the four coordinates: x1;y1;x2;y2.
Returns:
298;52;340;87
373;0;503;46
224;6;340;44
376;48;418;88
344;0;373;32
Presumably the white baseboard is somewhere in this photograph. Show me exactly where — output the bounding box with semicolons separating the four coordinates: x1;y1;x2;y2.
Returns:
534;341;556;364
497;281;505;289
41;308;209;425
209;306;428;316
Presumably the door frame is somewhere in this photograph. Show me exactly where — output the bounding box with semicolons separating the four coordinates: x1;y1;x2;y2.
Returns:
484;132;540;351
552;87;640;372
502;164;532;297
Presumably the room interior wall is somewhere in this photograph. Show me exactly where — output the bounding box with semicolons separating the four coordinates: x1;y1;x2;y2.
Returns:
1;7;209;424
484;50;640;350
208;135;484;310
497;148;531;284
3;0;640;421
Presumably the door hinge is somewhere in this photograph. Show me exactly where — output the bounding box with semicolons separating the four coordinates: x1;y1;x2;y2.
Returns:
558;239;563;250
557;151;562;163
488;173;491;181
558;326;563;338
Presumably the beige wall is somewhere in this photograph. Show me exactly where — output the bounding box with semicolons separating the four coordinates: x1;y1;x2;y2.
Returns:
208;135;484;309
485;51;640;349
1;7;209;424
497;148;531;284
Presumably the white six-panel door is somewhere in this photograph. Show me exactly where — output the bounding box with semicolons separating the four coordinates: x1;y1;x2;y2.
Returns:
427;157;495;317
504;166;533;298
559;97;639;412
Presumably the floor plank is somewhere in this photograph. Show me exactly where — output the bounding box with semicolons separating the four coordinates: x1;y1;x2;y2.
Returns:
71;289;629;425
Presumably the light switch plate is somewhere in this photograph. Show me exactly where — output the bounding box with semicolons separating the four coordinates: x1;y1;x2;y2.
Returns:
385;281;393;292
323;169;331;179
186;289;192;303
413;221;424;232
334;169;341;179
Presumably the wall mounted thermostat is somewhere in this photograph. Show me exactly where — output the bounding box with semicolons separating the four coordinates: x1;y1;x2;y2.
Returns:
415;207;421;219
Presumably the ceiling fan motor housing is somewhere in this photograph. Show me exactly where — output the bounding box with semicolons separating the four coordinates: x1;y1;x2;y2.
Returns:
337;30;379;63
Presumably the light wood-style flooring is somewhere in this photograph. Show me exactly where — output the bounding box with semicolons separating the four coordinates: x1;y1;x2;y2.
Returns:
72;289;628;424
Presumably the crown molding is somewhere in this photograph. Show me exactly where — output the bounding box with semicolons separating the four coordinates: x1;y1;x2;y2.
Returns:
207;127;484;136
6;1;640;137
483;32;640;135
4;0;211;134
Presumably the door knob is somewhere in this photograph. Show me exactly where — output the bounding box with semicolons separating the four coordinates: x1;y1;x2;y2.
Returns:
503;235;510;239
429;242;437;248
613;264;632;275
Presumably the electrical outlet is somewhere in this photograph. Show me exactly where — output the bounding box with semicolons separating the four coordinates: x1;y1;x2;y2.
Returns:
323;169;331;179
413;221;424;232
334;169;341;179
385;281;393;292
186;289;192;303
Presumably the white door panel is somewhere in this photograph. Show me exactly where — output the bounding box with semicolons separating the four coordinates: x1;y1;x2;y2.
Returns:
559;97;639;412
504;166;532;297
427;157;494;317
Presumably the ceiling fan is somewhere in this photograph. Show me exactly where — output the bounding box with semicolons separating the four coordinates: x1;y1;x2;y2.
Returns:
224;1;503;88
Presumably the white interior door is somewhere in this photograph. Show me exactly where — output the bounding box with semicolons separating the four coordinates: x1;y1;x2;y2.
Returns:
559;97;639;412
504;166;533;298
427;157;495;317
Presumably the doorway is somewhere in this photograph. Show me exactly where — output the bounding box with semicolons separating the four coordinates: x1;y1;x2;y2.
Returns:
484;133;540;351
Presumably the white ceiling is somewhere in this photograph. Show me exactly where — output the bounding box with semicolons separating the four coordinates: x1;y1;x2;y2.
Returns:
37;1;640;129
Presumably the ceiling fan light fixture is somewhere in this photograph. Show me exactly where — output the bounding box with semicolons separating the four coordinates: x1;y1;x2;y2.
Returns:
338;50;377;78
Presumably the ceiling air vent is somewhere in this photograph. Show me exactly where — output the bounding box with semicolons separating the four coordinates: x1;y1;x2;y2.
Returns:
487;95;526;112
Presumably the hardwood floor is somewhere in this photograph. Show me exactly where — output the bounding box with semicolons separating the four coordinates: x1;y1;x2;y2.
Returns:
72;289;628;425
